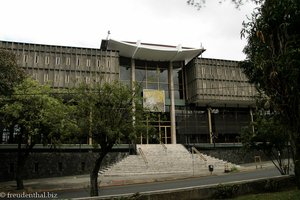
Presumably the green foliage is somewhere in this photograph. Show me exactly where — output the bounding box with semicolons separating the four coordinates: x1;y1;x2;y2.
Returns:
241;0;300;135
231;165;239;172
0;78;77;145
113;193;141;200
213;184;239;199
74;82;148;147
264;179;279;192
241;110;288;153
240;0;300;185
187;0;264;10
75;83;139;146
235;188;300;200
241;108;291;174
73;82;152;196
0;49;25;97
0;77;78;189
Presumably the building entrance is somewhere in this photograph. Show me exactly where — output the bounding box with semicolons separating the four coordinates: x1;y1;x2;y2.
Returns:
159;126;171;144
138;113;171;144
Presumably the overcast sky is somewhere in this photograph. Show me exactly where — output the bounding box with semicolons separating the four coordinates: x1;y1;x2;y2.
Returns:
0;0;256;60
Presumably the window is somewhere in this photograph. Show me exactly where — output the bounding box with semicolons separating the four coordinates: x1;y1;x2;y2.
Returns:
219;83;223;93
24;55;28;63
97;59;101;67
217;68;221;76
55;57;61;65
45;56;50;65
249;86;253;94
35;55;39;64
44;73;49;82
65;74;70;83
234;84;238;95
85;77;90;84
232;69;236;77
66;57;71;65
201;67;205;75
203;82;207;94
86;59;91;67
76;58;80;66
209;67;212;75
2;128;9;143
54;74;59;83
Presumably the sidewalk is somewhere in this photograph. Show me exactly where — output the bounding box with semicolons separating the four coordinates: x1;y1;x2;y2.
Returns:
0;161;276;194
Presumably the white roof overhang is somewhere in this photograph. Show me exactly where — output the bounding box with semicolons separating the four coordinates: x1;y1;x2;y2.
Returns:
107;39;205;65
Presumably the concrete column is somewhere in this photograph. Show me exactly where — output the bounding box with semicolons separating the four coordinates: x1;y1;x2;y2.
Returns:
131;58;135;90
131;59;138;142
168;61;176;144
207;107;213;144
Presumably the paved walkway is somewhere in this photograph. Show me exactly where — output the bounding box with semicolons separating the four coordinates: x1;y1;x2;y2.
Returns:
0;161;276;194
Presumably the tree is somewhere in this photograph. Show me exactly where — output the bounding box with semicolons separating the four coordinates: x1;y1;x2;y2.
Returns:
240;0;300;188
74;82;149;196
0;49;25;97
186;0;263;10
0;49;25;142
241;104;291;175
0;78;77;189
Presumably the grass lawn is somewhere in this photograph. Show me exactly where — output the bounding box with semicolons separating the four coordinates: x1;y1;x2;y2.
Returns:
235;188;300;200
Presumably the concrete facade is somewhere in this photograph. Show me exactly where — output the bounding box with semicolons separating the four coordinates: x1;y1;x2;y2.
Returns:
0;40;257;145
185;58;257;107
0;41;119;88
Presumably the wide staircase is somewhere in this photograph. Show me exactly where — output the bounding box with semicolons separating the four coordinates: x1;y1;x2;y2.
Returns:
101;144;239;176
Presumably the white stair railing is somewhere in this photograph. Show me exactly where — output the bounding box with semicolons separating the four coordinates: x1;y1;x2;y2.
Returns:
138;147;148;166
161;142;167;153
191;146;207;161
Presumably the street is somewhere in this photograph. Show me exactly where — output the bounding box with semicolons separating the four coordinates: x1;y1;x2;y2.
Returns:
56;167;282;199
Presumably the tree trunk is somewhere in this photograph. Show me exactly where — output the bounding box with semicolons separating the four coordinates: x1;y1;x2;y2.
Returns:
295;143;300;189
16;152;26;190
90;152;107;196
15;129;34;190
16;168;24;190
90;172;98;197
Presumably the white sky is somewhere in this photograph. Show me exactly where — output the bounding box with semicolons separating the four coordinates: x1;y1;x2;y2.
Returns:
0;0;256;60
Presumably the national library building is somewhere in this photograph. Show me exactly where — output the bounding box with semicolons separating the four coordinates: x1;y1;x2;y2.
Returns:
0;39;257;145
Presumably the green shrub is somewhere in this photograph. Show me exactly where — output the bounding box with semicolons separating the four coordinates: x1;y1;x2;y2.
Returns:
230;166;239;172
113;193;141;200
264;179;279;192
213;184;239;199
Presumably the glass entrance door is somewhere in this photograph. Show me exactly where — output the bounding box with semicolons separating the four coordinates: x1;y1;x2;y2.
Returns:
159;126;171;144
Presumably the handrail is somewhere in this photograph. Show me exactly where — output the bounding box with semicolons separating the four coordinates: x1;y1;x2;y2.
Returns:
138;147;148;166
191;146;207;161
161;142;167;152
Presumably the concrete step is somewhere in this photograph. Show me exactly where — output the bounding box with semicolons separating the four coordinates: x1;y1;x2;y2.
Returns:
102;144;240;176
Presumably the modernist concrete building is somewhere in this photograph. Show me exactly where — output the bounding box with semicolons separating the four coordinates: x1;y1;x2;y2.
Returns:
0;39;257;145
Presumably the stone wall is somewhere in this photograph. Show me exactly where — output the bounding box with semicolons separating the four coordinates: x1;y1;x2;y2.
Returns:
0;151;128;182
96;176;295;200
197;147;290;164
197;147;268;164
